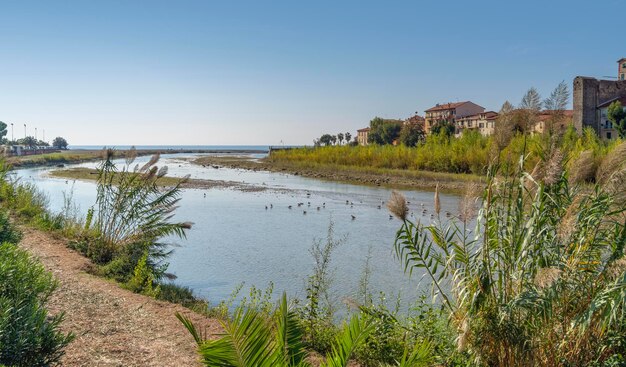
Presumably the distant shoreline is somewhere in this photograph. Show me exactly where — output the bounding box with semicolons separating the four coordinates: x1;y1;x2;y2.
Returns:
7;148;268;169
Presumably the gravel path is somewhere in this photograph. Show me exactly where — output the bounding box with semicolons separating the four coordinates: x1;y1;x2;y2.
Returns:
19;227;221;366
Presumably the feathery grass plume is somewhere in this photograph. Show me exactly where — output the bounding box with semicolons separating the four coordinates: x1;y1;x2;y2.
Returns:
568;150;596;184
143;166;158;180
157;166;168;178
543;148;563;186
557;195;581;242
596;141;626;185
457;318;469;352
140;153;161;173
387;191;408;221
458;183;480;223
101;147;115;161
125;146;137;166
534;267;562;289
434;184;440;215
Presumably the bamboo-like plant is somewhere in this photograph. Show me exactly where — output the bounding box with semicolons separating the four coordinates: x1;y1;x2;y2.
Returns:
390;148;626;366
92;148;192;273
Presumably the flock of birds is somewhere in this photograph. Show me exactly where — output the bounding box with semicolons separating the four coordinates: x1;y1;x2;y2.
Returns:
263;191;454;221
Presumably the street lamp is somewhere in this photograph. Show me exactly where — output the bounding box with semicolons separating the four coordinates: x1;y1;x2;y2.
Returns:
10;123;13;142
23;124;26;139
35;128;37;141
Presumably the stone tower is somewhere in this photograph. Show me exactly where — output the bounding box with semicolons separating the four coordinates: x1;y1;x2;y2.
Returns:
619;58;626;80
573;75;626;134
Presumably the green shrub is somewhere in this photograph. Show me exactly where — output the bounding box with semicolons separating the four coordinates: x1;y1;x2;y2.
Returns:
158;283;197;306
0;211;21;245
0;243;73;366
125;251;160;298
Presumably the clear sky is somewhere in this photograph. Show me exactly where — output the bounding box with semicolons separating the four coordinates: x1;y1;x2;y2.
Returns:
0;0;622;146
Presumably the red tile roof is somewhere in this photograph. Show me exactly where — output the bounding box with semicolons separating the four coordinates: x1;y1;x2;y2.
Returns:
537;110;574;122
405;115;425;123
425;101;470;112
457;111;499;121
357;127;371;132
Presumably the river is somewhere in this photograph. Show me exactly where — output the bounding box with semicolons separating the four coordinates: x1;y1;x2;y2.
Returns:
14;152;461;310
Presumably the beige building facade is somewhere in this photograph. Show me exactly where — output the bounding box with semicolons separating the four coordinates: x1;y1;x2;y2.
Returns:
455;111;498;136
424;101;485;134
357;127;370;146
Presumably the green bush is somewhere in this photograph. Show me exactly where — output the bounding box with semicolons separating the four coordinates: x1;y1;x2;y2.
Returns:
0;243;73;366
0;211;21;245
125;251;160;298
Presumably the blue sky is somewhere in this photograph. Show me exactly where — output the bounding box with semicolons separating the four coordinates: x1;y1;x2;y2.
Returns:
0;0;622;145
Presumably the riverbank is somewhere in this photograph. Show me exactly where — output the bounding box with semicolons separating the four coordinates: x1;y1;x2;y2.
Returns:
17;226;220;366
190;155;484;193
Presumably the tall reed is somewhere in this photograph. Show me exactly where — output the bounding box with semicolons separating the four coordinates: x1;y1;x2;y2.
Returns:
390;152;626;366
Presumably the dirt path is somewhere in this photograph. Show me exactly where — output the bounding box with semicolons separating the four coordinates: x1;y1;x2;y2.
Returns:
19;227;221;366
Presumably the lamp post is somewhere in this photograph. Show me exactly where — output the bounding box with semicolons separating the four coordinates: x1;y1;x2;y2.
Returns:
35;128;37;141
23;124;26;139
10;123;13;142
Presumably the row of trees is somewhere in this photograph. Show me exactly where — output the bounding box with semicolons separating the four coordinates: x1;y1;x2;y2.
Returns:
493;81;571;148
314;132;353;146
368;117;424;147
0;121;69;149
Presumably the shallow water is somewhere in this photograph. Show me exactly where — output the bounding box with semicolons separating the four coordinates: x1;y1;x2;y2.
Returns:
15;153;462;309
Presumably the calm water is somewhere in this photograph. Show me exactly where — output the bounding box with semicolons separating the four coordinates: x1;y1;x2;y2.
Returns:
15;153;461;308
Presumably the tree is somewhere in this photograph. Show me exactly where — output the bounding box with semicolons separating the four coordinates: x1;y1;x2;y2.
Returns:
430;121;455;137
543;81;571;134
0;121;7;142
52;136;68;149
493;101;515;149
337;133;344;145
330;135;337;145
345;132;351;143
520;87;542;111
399;121;425;147
543;81;569;112
516;87;542;134
368;117;403;145
607;100;626;138
18;136;38;147
319;134;333;146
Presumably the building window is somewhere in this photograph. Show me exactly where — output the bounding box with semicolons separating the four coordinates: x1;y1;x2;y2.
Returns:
622;73;625;80
607;132;612;139
623;63;626;68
